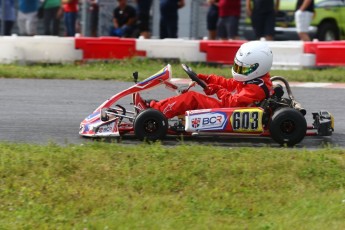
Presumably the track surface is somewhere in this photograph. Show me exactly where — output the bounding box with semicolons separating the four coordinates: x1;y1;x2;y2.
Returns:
0;78;344;148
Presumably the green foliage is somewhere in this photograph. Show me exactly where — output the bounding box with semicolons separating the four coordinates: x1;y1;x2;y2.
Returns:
0;59;344;82
0;142;344;229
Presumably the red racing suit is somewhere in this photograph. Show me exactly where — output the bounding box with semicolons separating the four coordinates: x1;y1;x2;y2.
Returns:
150;73;273;118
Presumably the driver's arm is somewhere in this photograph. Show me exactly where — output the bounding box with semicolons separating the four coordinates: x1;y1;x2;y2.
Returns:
198;73;237;91
217;84;266;107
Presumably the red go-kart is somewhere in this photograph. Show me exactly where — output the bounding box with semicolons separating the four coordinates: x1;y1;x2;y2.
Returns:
79;64;334;146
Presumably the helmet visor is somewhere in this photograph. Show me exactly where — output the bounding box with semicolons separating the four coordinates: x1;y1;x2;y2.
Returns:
233;62;259;76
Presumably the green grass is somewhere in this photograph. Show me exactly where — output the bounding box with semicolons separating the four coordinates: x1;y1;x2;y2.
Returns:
0;59;344;82
1;142;344;229
1;59;344;229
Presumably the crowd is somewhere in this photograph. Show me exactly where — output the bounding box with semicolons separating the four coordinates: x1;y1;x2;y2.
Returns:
207;0;314;41
0;0;79;36
0;0;314;41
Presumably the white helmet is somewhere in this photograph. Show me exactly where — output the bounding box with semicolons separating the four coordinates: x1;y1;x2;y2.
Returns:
232;41;273;82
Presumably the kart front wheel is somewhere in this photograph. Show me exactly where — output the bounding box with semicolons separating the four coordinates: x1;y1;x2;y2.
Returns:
134;109;168;141
269;108;307;146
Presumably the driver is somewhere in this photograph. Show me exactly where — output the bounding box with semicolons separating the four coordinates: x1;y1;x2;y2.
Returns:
140;41;274;119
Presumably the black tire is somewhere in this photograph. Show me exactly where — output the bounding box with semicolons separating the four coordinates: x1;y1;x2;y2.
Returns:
269;108;307;146
134;109;168;141
317;21;339;41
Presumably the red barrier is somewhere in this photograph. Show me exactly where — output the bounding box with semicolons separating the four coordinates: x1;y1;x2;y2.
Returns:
304;41;345;66
75;37;146;60
316;45;345;66
200;40;246;64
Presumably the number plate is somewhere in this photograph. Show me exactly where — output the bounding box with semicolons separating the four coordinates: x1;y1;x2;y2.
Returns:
230;108;263;132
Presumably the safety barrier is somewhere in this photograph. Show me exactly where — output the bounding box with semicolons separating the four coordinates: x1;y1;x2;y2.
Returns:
75;37;146;60
0;35;82;64
304;41;345;66
199;40;316;68
136;38;205;62
199;40;245;64
0;40;18;64
0;36;344;68
267;41;315;68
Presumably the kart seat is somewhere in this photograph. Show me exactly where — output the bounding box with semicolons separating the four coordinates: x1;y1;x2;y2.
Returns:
256;83;284;107
272;84;284;99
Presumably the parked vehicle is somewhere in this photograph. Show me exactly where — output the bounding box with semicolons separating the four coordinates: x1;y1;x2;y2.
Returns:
244;0;345;41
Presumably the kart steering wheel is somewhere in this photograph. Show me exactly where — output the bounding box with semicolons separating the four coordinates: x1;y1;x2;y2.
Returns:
181;64;207;89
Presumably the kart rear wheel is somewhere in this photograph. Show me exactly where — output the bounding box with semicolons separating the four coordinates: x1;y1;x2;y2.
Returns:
134;109;168;141
269;108;307;146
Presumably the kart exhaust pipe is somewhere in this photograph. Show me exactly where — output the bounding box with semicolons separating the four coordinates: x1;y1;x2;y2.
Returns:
293;100;306;116
271;76;306;116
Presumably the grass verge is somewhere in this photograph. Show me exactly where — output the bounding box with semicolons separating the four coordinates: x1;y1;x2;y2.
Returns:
1;142;344;229
0;59;344;82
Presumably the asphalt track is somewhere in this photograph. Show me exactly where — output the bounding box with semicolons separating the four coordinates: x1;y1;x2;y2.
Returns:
0;78;344;148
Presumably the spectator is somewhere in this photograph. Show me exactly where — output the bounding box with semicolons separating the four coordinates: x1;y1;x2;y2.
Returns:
89;0;99;37
217;0;241;40
110;0;137;38
207;0;218;40
17;0;40;36
0;0;16;35
136;0;152;39
159;0;185;39
295;0;314;41
43;0;62;35
61;0;79;37
246;0;280;41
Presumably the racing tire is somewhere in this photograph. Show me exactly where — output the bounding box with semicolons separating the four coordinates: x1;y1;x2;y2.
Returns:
269;108;307;146
134;109;168;141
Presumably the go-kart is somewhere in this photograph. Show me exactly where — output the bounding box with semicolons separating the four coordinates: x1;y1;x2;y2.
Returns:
79;64;334;146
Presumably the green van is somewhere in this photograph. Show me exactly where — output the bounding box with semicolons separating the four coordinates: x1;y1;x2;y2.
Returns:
244;0;345;41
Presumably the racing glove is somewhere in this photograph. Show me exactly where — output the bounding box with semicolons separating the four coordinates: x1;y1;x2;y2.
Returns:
204;84;222;95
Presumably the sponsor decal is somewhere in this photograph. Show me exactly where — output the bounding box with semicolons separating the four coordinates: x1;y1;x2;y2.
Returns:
188;112;227;130
98;122;115;134
191;118;201;128
201;115;223;127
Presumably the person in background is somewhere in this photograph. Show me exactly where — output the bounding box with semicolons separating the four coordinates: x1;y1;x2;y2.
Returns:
89;0;99;37
246;0;280;41
136;0;152;39
43;0;62;35
206;0;218;40
17;0;40;36
0;0;16;35
110;0;137;37
61;0;78;37
159;0;185;39
295;0;314;41
217;0;241;40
